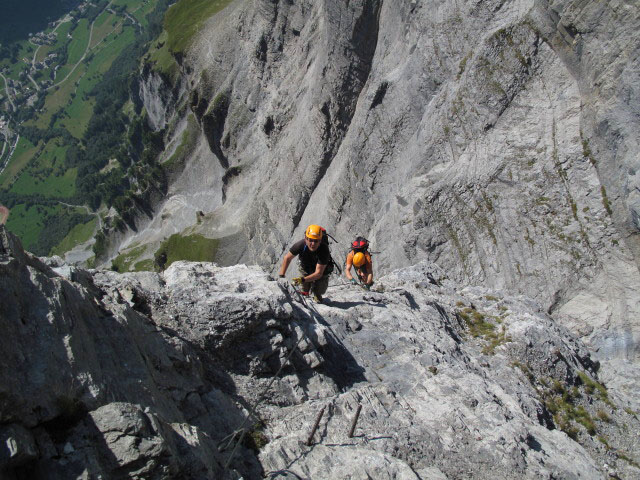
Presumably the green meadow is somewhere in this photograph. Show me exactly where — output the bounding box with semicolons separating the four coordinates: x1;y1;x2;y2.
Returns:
67;19;90;65
111;243;151;272
91;11;117;46
164;0;234;55
0;0;162;256
0;0;227;257
149;0;234;77
11;159;76;198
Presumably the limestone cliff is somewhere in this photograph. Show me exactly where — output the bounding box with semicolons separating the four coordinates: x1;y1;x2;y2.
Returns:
106;0;640;384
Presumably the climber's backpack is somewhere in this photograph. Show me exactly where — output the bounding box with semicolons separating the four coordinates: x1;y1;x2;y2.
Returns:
350;236;370;253
321;227;340;275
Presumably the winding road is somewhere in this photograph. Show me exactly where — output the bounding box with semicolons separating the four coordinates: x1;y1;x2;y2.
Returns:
55;201;105;264
58;201;104;230
27;74;40;91
29;15;72;72
46;2;113;91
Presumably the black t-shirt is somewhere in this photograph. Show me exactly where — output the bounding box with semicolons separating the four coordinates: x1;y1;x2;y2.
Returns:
290;239;330;271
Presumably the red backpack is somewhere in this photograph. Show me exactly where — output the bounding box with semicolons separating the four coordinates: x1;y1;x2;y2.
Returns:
351;236;370;253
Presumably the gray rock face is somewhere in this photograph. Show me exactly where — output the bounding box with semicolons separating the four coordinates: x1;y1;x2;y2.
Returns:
116;0;640;379
258;263;640;479
2;226;639;479
139;64;181;132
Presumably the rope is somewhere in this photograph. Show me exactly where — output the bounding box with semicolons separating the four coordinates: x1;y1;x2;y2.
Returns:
218;429;243;451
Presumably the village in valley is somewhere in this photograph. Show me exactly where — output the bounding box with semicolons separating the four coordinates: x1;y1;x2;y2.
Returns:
0;0;156;258
0;2;143;151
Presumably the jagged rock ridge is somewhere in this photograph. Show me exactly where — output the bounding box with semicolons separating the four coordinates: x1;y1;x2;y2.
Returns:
2;226;639;479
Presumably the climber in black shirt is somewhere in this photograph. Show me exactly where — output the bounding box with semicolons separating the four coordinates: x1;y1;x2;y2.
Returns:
278;224;331;303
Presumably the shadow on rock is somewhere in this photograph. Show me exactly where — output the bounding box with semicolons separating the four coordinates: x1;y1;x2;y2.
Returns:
289;302;367;391
322;298;387;309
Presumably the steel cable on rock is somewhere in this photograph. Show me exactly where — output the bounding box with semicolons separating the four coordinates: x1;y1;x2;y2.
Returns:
224;249;365;476
223;277;350;477
222;289;310;477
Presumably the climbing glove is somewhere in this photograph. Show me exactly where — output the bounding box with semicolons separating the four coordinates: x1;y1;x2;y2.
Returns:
291;277;305;286
350;278;358;285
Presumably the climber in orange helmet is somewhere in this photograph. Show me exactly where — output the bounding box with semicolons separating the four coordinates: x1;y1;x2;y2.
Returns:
279;224;334;303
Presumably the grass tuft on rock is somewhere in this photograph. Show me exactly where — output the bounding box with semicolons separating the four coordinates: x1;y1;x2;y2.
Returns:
458;307;511;354
482;326;511;355
538;374;613;438
577;371;613;407
243;422;269;452
617;452;640;468
459;307;494;337
512;361;535;385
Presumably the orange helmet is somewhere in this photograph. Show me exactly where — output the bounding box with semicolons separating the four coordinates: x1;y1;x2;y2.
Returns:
353;252;366;267
305;224;323;240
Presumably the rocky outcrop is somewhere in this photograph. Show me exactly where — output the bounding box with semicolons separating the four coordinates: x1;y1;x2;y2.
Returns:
0;227;241;478
139;63;180;132
2;224;639;479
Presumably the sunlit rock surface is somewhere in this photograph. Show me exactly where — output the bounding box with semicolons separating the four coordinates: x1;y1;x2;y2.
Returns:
2;226;639;479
